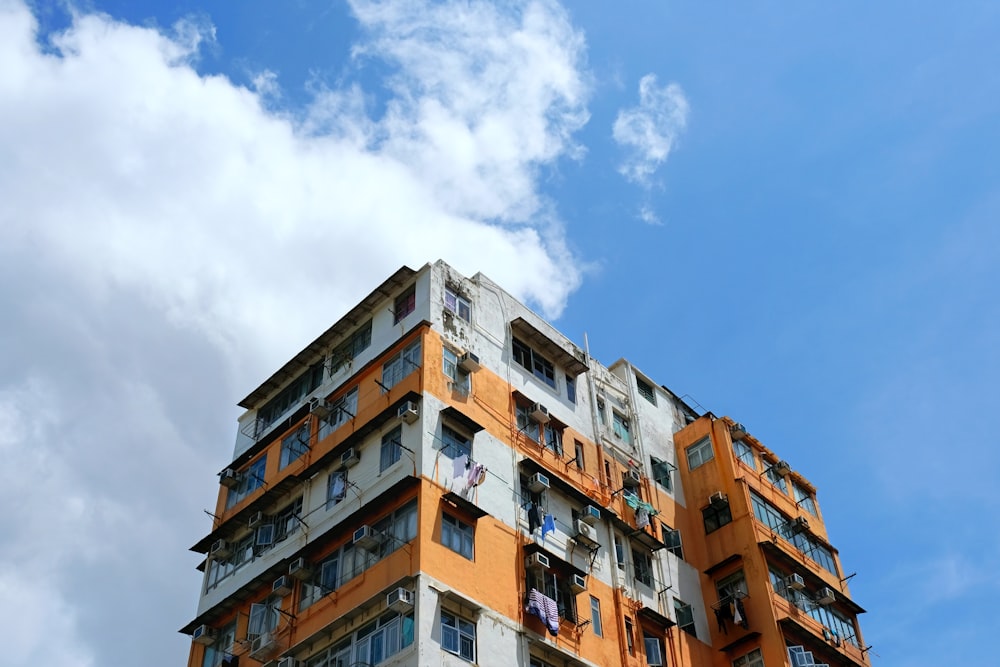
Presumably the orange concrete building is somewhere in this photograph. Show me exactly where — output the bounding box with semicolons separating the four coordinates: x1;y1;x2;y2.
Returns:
181;261;868;667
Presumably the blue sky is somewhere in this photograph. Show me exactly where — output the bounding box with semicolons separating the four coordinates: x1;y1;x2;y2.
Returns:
2;1;998;665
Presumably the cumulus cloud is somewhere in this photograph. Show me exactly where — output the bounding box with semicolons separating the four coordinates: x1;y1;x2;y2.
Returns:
0;1;591;664
613;73;688;185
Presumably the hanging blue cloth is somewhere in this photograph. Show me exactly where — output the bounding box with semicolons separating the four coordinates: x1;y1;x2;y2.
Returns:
542;513;556;538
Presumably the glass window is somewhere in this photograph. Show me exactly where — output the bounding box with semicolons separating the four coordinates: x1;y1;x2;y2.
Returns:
330;321;372;375
793;482;817;516
596;398;606;425
764;461;789;493
201;621;236;667
280;423;311;469
733;440;755;469
394;286;416;324
750;491;837;575
544;423;563;456
644;633;664;666
257;361;324;429
574;440;585;469
318;387;358;440
612;411;632;444
673;598;696;637
512;337;556;388
380;426;402;472
442;513;474;559
632;549;654;587
716;570;748;604
516;404;541;442
733;647;764;667
382;339;422;391
686;437;714;470
703;503;733;534
441;425;471;459
590;596;603;636
441;611;476;661
651;456;673;491
624;617;635;655
327;471;348;508
566;375;576;403
226;456;267;509
661;523;683;559
636;378;656;404
444;287;472;322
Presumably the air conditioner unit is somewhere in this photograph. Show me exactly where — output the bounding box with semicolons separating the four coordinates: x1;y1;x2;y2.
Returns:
530;402;550;424
273;575;293;597
525;552;550;571
570;573;587;594
192;624;216;645
340;447;360;468
248;511;265;528
790;516;809;534
785;573;806;590
709;491;728;508
210;539;231;559
623;470;642;487
574;520;599;548
528;472;550;492
458;351;481;373
580;505;601;525
730;422;748;441
288;557;313;580
386;587;414;612
219;468;240;488
277;658;302;667
816;587;836;605
397;400;419;424
309;396;332;418
353;525;384;552
773;460;792;477
249;632;276;661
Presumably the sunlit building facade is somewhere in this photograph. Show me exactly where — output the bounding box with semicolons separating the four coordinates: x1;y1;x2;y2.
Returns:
181;260;868;667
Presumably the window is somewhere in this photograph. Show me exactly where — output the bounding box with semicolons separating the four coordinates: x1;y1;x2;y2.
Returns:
673;598;696;637
442;347;471;395
441;424;471;459
769;568;859;648
566;375;576;403
527;568;577;623
590;596;603;636
624;617;635;655
651;457;673;492
512;337;556;388
354;611;415;665
612;411;632;444
516;403;541;442
330;321;372;374
442;513;474;559
636;378;656;404
661;523;683;559
614;534;626;570
702;502;732;534
574;440;585;469
382;339;422;391
632;549;654;587
644;632;664;666
280;423;310;469
273;497;303;542
750;491;837;575
716;570;748;604
733;648;764;667
226;456;267;509
596;398;606;425
380;426;402;472
793;482;817;516
201;621;235;667
764;461;788;493
543;423;563;456
327;470;348;508
394;286;416;324
318;387;358;440
686;437;714;470
257;361;324;430
248;596;280;642
444;286;471;322
441;611;476;661
733;440;756;469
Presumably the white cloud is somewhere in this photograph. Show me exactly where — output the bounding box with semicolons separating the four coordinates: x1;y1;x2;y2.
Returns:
0;1;592;665
638;204;662;226
613;73;688;185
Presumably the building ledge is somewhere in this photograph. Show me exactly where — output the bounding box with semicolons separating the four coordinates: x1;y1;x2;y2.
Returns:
510;317;589;377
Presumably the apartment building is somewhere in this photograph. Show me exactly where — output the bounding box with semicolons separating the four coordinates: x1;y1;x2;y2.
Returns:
180;260;868;667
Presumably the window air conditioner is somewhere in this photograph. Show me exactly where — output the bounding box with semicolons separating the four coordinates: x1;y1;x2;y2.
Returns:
574;520;599;548
272;575;293;597
570;573;587;594
623;469;642;487
353;525;384;552
528;472;550;492
288;557;313;580
530;402;550;424
458;351;481;373
248;511;265;528
219;468;240;488
708;491;728;508
790;516;809;534
816;587;836;605
525;552;550;571
249;632;276;661
397;400;419;424
191;624;216;645
386;587;414;613
730;422;748;442
277;658;302;667
773;460;792;477
210;539;231;559
309;396;332;418
581;505;601;525
340;447;360;469
785;573;806;590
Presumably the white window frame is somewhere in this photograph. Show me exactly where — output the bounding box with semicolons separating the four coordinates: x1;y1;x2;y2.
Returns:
686;437;714;470
441;610;476;661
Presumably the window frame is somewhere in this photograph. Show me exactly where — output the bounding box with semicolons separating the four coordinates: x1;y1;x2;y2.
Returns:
686;437;715;470
673;597;696;637
380;426;403;472
441;512;474;560
512;337;556;389
636;377;656;404
441;610;476;662
280;422;311;469
651;456;673;492
394;286;416;324
444;286;472;322
590;595;603;636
